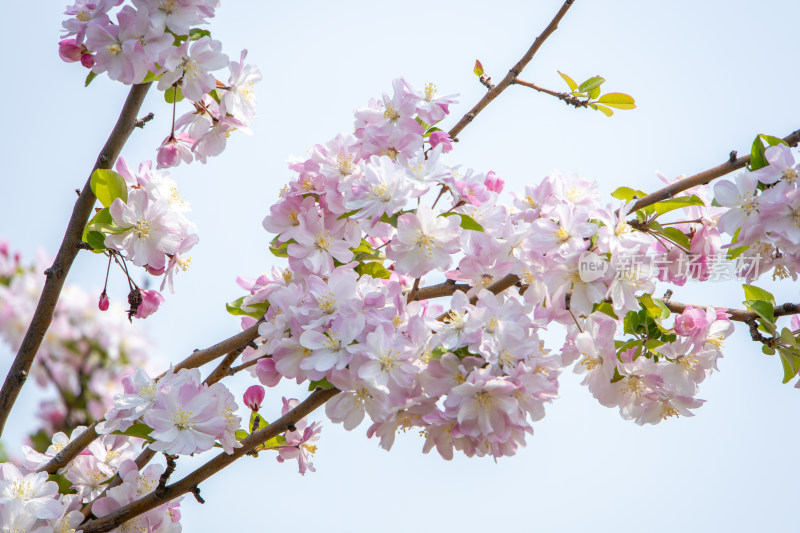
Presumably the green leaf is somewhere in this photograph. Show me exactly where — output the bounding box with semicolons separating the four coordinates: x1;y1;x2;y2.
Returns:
428;346;449;360
337;209;360;220
746;300;775;325
596;92;636;109
653;299;671;320
235;429;249;441
652;195;705;216
578;76;605;93
588;86;602;100
380;212;401;228
743;284;775;305
610;186;647;202
781;327;799;349
592;302;618;320
592;103;613;117
644;339;665;351
85;71;98;87
164;86;184;104
85;231;108;252
440;212;485;232
142;71;161;83
308;377;335;391
558;70;578;91
188;28;211;41
474;60;484;77
113;423;154;441
639;294;662;320
610;367;625;383
750;135;767;171
423;126;443;138
225;296;269;319
249;411;263;433
269;237;292;258
726;245;748;260
778;347;800;384
660;227;691;250
49;473;77;495
355;261;391;280
763;345;776;355
90;169;128;207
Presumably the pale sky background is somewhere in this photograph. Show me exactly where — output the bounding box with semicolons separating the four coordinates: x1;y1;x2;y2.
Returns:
2;1;800;532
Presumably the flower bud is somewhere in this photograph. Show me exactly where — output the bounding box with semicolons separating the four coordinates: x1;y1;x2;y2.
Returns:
58;39;83;62
135;289;165;319
428;130;453;153
243;385;265;411
674;306;708;337
98;292;110;311
255;358;281;387
484;171;505;193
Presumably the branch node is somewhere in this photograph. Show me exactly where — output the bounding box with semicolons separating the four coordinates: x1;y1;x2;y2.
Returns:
728;150;738;163
134;112;155;129
77;242;93;251
155;454;178;499
286;424;297;432
191;486;205;504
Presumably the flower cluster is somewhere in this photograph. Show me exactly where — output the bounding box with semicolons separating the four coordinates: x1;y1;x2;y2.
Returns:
0;242;155;437
105;157;199;295
58;0;261;168
226;78;798;461
714;144;800;280
564;306;733;424
2;428;181;533
99;367;241;455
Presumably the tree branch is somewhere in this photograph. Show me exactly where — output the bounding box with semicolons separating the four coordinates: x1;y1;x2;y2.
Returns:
0;82;153;438
513;79;588;108
447;0;575;140
631;128;800;213
80;387;340;533
38;323;262;474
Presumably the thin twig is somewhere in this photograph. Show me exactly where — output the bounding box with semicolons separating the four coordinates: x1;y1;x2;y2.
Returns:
38;324;262;475
80;387;340;533
0;82;153;438
513;79;588;108
631;128;800;213
447;0;576;141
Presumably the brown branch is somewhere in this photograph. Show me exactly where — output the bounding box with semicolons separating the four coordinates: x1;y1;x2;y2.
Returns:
80;387;340;533
38;324;261;475
662;300;800;323
0;82;153;438
513;79;588;108
203;348;245;386
631;128;800;213
409;280;472;302
447;0;575;140
167;322;261;377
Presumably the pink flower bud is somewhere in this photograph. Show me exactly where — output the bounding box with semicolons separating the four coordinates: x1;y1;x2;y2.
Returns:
58;39;83;62
674;306;708;337
255;358;281;387
428;130;453;153
243;385;265;411
135;289;165;319
484;171;505;193
98;292;110;311
80;53;95;69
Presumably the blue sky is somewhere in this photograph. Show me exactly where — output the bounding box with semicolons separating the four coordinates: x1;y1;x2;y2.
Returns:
2;1;800;532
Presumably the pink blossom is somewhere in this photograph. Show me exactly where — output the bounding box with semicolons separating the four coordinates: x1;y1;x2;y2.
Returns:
243;385;265;411
135;289;164;319
674;306;709;337
98;291;110;311
428;131;453;152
